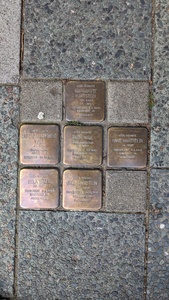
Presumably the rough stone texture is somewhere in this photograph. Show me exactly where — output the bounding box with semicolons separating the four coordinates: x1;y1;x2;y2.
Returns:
147;170;169;300
0;86;19;208
106;171;147;212
150;0;169;167
0;0;21;83
23;0;151;80
18;212;145;300
0;209;15;298
20;80;62;123
107;81;149;123
0;86;19;297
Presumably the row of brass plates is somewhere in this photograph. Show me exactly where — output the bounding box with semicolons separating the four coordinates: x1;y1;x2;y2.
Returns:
20;125;148;168
20;169;102;210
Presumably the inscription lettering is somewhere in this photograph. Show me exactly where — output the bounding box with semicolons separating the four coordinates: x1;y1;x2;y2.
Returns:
63;170;102;210
65;81;105;122
20;124;59;165
63;126;102;165
108;127;148;168
20;169;59;209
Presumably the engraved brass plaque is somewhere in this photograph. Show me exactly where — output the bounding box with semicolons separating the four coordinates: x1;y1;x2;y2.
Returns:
63;126;102;165
63;170;102;210
65;81;105;122
20;124;59;165
20;169;59;209
108;127;148;168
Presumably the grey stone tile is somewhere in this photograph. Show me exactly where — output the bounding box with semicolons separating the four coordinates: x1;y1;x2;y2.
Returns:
0;86;19;297
0;1;21;83
150;0;169;167
107;81;149;123
20;80;62;122
0;209;15;298
18;212;145;300
0;86;19;208
106;171;147;212
147;170;169;300
23;0;151;80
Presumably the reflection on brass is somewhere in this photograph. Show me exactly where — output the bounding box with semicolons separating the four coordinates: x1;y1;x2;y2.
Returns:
20;124;59;165
108;127;148;168
20;169;59;209
63;126;102;165
63;170;102;210
65;81;105;122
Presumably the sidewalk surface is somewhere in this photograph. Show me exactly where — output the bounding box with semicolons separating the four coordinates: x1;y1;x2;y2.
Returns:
0;0;169;299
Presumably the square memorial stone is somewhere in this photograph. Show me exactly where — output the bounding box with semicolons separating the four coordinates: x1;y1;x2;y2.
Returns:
20;124;59;165
63;170;102;211
108;127;148;168
63;126;102;166
106;171;147;212
65;81;105;122
20;169;59;209
20;80;62;122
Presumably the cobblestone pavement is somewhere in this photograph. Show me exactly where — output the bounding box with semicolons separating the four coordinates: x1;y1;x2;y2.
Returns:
0;1;168;299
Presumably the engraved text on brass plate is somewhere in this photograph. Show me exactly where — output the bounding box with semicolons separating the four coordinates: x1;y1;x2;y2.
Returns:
63;126;102;165
63;170;102;210
20;124;59;165
20;169;59;209
108;127;148;168
65;81;105;122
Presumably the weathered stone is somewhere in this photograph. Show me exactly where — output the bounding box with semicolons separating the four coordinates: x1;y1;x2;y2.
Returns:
20;80;62;122
0;0;21;83
106;171;147;212
18;212;145;300
0;86;19;297
147;170;169;300
107;81;149;123
23;0;151;80
150;0;169;167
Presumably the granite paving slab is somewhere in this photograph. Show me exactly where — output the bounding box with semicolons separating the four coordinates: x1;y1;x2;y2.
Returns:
106;171;147;212
107;81;149;124
147;169;169;299
0;0;21;83
0;209;15;298
18;212;145;300
20;80;62;123
23;0;151;80
0;86;19;297
150;0;169;167
0;86;19;208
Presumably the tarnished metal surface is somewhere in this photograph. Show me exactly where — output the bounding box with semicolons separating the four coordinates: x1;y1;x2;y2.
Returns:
65;81;105;122
63;126;102;165
20;124;59;165
20;169;59;209
108;127;148;168
63;169;102;210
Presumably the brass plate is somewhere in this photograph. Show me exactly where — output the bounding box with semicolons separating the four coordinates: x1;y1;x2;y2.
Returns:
63;170;102;210
65;81;105;122
108;127;148;168
63;126;102;165
20;124;59;165
20;169;59;209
